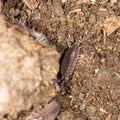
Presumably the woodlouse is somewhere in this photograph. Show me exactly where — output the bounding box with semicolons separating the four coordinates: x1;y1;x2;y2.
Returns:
30;101;60;120
30;31;49;47
60;41;81;81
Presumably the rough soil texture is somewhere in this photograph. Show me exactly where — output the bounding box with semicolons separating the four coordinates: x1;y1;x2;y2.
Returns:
1;0;120;120
0;2;59;119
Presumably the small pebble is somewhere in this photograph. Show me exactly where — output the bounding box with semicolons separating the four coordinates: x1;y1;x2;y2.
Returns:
90;0;96;2
62;0;67;3
79;104;86;111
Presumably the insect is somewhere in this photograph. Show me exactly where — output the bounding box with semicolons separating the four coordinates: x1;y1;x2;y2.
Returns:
30;101;60;120
30;31;49;47
60;41;81;81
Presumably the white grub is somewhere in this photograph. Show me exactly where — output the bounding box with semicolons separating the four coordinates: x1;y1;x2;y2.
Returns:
30;31;49;47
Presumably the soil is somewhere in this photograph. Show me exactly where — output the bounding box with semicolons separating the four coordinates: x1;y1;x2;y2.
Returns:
1;0;120;120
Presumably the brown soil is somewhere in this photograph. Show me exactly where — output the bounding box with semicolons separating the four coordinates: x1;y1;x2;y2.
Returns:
1;0;120;120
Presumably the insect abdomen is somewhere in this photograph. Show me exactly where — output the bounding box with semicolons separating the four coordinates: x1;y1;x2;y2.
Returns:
30;101;60;120
30;31;49;47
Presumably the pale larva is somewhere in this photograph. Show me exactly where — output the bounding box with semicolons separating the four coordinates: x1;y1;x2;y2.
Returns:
30;31;49;47
30;101;60;120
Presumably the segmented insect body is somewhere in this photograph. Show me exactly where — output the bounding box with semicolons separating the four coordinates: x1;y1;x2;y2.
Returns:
30;101;60;120
30;31;49;47
61;42;81;81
